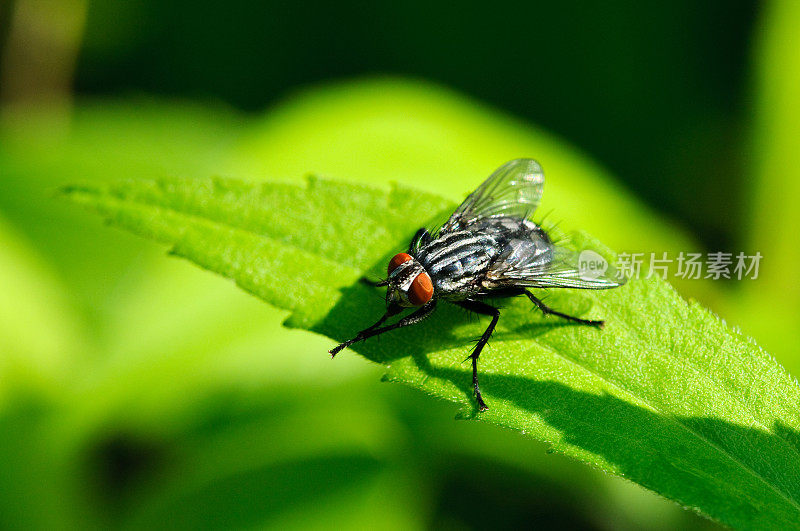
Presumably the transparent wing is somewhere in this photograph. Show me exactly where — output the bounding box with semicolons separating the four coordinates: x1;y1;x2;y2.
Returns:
440;159;545;234
487;241;626;290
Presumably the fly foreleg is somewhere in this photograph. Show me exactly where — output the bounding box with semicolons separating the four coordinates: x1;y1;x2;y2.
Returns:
524;290;604;328
360;277;389;287
329;300;437;357
408;228;432;252
453;299;499;411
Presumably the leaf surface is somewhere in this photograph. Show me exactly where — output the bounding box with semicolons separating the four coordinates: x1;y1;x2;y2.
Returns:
65;176;800;529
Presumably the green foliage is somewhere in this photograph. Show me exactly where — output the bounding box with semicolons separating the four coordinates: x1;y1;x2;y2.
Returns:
65;175;800;529
0;85;714;529
723;0;800;368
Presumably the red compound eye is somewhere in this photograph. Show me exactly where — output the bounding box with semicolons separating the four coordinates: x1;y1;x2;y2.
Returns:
388;252;413;275
408;272;434;306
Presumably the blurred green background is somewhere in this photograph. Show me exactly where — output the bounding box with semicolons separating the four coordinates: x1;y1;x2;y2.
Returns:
1;1;798;529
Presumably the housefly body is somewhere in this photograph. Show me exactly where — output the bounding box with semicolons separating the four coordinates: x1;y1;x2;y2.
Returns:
329;159;624;411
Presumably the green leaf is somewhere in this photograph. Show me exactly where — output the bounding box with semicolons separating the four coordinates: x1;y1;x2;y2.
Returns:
64;176;800;529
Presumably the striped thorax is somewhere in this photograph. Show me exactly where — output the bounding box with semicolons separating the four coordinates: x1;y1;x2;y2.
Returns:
415;230;501;298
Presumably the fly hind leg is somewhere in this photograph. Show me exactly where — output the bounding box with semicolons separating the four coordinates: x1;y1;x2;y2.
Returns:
453;299;500;411
524;290;604;328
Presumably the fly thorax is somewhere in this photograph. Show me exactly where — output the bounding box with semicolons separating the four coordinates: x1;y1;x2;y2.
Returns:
386;253;434;307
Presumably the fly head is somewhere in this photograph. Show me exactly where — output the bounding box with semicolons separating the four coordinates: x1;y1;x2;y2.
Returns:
386;252;434;311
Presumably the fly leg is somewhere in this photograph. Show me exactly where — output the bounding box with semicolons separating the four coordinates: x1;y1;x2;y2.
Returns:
360;277;389;287
408;228;431;252
524;290;604;327
453;299;500;411
329;300;437;357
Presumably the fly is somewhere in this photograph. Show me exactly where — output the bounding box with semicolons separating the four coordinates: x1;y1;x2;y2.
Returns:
329;159;625;411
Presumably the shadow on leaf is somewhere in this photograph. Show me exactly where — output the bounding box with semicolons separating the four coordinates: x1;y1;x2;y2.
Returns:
419;369;800;529
311;260;599;365
311;270;800;529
